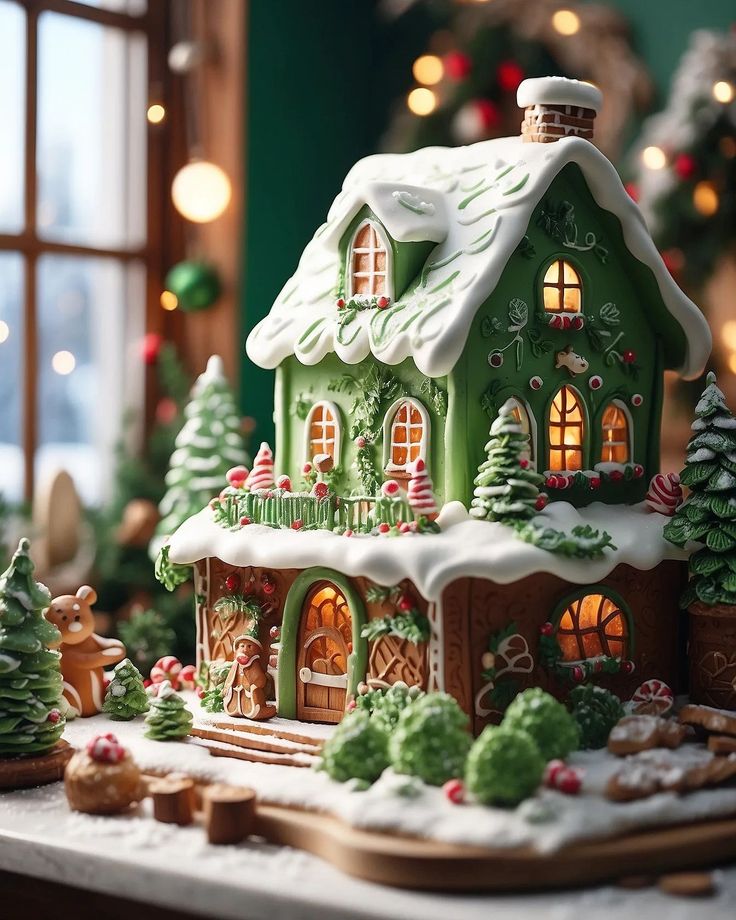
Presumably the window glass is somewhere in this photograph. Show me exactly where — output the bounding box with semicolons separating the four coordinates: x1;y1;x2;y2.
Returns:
601;403;630;463
36;255;145;505
543;259;582;313
37;12;147;248
557;594;628;661
508;398;533;463
389;400;425;470
0;2;26;234
350;222;389;298
0;253;25;502
548;386;585;471
307;403;339;461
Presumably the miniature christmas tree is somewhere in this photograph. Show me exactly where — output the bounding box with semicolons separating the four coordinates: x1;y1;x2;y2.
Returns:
156;355;250;540
102;658;149;721
407;459;438;519
0;539;65;756
503;688;580;761
568;684;624;750
144;681;193;741
470;400;546;523
246;442;275;491
664;372;736;608
465;725;544;806
318;711;389;785
389;692;471;786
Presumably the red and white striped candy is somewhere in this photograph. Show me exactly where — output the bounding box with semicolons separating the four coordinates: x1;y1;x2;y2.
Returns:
629;679;674;716
544;760;582;794
86;733;125;764
178;664;197;690
645;473;682;516
381;479;401;498
150;655;183;689
246;442;275;491
407;459;438;517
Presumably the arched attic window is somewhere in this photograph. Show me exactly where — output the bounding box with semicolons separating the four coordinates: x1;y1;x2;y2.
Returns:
600;401;632;464
347;220;392;299
542;259;582;313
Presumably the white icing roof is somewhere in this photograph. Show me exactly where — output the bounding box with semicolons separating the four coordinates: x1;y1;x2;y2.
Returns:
517;76;603;111
167;501;687;602
246;134;710;380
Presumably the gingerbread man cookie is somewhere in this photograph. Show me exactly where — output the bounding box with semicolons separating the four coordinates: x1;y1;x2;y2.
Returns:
222;634;276;721
46;586;125;717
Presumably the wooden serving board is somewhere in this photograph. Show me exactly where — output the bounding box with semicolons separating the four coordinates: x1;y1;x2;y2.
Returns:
253;802;736;892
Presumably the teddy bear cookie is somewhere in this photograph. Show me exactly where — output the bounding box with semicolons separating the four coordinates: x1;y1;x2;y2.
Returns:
222;633;276;720
65;733;145;815
46;586;126;717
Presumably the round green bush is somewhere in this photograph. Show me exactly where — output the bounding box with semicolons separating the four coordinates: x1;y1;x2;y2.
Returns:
389;692;472;786
318;711;389;784
355;682;425;734
503;688;580;761
569;684;624;749
465;726;545;806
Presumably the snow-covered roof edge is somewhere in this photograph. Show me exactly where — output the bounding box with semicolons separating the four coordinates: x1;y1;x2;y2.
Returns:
246;136;711;381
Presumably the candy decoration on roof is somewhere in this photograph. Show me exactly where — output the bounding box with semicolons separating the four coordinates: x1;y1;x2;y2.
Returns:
246;442;275;492
645;473;683;516
470;400;546;523
0;539;65;756
407;459;438;520
156;355;250;543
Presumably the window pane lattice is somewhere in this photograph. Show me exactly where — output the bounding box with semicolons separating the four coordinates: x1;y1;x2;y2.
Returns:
350;223;387;297
557;594;628;661
543;260;582;313
389;401;423;469
601;404;630;463
548;386;584;471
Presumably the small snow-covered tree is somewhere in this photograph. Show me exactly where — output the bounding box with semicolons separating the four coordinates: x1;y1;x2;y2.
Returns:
407;459;438;519
246;442;275;491
470;400;546;523
664;372;736;607
156;355;250;539
102;658;149;721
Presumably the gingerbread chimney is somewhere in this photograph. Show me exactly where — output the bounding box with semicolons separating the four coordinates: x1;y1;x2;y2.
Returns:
518;77;603;144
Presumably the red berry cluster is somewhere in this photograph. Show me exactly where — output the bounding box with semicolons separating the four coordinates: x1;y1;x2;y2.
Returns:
548;314;584;331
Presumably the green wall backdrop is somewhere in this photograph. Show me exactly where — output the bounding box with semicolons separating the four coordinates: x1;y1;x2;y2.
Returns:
240;0;735;443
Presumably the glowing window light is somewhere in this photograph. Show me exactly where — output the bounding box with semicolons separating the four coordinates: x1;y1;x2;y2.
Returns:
600;403;630;464
722;320;736;352
557;594;628;662
548;385;584;471
52;350;76;376
712;81;735;104
172;159;232;223
551;9;581;36
693;181;719;216
543;259;582;313
407;87;437;116
412;55;444;86
641;146;667;170
0;321;9;344
160;290;179;311
728;353;736;375
147;104;166;124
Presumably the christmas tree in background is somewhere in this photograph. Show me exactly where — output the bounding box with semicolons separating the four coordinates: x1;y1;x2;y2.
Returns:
144;681;193;741
470;400;546;524
0;539;65;756
102;658;149;721
407;459;438;519
631;30;736;291
156;355;250;541
664;372;736;608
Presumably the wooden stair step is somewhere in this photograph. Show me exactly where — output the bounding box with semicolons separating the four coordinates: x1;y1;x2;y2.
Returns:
210;720;325;750
189;736;316;769
191;726;318;757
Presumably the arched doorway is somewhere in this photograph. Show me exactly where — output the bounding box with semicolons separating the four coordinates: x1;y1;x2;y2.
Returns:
278;568;367;722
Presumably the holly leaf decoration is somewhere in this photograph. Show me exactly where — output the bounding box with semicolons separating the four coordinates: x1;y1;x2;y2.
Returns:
508;298;528;329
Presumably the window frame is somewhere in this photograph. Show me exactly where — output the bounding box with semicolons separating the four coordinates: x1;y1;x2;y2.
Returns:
0;0;171;501
346;218;393;301
303;399;342;465
541;257;583;314
546;384;587;472
551;586;633;664
382;397;429;475
599;398;633;465
506;396;537;467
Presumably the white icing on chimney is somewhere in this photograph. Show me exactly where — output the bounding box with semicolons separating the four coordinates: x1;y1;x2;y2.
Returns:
517;77;603;144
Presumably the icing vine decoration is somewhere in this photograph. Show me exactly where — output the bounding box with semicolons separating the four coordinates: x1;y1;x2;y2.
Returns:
361;584;431;645
536;200;608;263
474;622;534;718
482;297;529;371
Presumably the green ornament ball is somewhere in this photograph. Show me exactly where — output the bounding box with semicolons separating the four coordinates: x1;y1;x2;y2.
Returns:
164;260;221;313
318;710;389;784
569;684;625;749
389;692;472;786
503;688;580;761
465;726;545;806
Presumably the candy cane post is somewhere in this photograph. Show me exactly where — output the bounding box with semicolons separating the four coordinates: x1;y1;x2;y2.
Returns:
246;442;275;491
407;459;438;520
150;656;183;690
645;473;683;516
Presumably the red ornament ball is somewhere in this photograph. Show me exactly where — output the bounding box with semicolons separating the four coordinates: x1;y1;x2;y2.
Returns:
336;297;345;309
674;153;697;180
378;522;391;534
571;316;584;331
398;595;414;611
240;516;251;526
556;767;583;795
444;50;472;81
312;482;329;498
474;99;501;131
443;778;465;805
622;350;636;364
47;709;61;724
621;659;635;674
540;622;554;637
141;332;164;365
571;665;585;683
225;573;241;593
302;462;313;474
291;519;304;530
535;494;548;511
589;476;601;490
376;296;390;309
497;59;524;91
633;464;644;478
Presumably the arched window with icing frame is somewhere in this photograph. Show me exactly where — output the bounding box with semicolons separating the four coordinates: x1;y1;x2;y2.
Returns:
554;590;631;663
347;220;392;300
600;400;632;464
542;259;583;313
304;401;341;465
506;397;536;466
547;385;586;471
383;398;429;474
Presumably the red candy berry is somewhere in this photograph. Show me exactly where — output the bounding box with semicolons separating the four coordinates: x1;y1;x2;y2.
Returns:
225;574;241;593
519;458;529;469
302;462;312;474
571;316;584;331
378;522;390;534
398;595;414;611
344;529;354;537
589;476;601;489
312;482;329;498
269;626;280;639
546;475;558;489
621;660;635;674
633;464;644;478
291;519;304;530
561;315;572;330
622;350;636;364
556;767;583;795
262;578;276;595
336;297;345;309
47;709;61;724
540;622;554;637
276;475;292;491
355;435;367;448
544;759;566;787
609;470;624;482
443;778;465;804
197;687;205;699
535;494;548;511
376;296;389;309
240;516;252;526
571;665;585;683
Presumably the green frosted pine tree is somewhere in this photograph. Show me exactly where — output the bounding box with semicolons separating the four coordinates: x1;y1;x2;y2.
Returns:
144;681;193;741
155;355;250;542
0;539;65;756
102;658;149;721
664;372;736;607
470;400;546;523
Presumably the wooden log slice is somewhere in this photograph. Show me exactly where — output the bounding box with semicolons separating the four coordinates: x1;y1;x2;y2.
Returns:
148;775;196;826
203;783;256;844
0;741;74;790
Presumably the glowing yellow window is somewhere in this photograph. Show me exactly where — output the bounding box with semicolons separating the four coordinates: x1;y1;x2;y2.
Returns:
543;260;582;313
306;402;340;462
388;400;425;471
548;386;585;471
556;594;629;662
349;221;389;297
601;403;631;464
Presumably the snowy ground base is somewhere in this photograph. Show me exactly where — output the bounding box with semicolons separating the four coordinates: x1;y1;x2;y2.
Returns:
58;694;736;856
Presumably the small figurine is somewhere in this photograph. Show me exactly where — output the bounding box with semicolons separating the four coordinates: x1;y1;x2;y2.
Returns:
46;586;126;717
222;630;276;720
554;345;589;376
